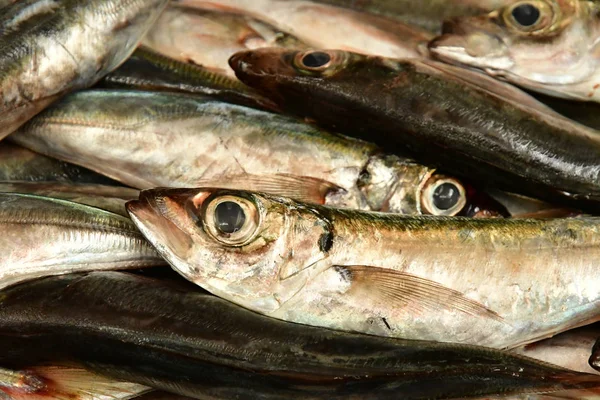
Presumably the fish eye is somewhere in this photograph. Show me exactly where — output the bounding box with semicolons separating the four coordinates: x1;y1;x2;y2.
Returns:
504;1;552;33
421;175;467;216
301;51;331;68
202;194;260;246
292;50;341;75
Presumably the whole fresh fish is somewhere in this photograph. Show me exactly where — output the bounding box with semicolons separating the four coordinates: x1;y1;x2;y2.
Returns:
3;272;600;399
142;4;309;78
99;47;278;112
176;0;432;59
0;193;163;290
428;0;600;103
293;0;513;33
229;48;600;213
0;181;139;216
129;187;600;349
0;143;120;184
0;366;151;400
10;90;506;217
0;0;169;142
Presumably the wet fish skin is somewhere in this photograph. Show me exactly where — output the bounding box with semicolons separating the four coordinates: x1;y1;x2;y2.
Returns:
10;90;505;217
142;4;309;78
99;47;279;112
177;0;433;59
0;192;163;290
3;272;600;399
229;48;600;213
128;187;600;349
428;0;600;103
0;0;170;141
0;142;120;184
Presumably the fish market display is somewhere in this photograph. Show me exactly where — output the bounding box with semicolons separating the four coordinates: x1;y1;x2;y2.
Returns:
429;0;600;103
0;0;170;142
3;272;600;400
142;4;309;77
0;193;163;290
178;0;433;59
10;90;506;217
129;187;600;349
229;48;600;212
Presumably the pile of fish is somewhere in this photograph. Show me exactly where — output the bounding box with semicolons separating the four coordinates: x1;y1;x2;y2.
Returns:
4;0;600;398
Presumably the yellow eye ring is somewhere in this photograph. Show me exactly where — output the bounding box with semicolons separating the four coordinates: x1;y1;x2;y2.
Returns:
201;194;260;246
421;175;467;216
503;1;554;34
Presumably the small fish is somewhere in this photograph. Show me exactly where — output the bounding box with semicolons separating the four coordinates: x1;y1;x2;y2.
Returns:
129;187;600;349
177;0;433;59
0;366;151;400
142;4;309;78
0;142;120;185
229;48;600;213
10;90;506;217
0;193;163;290
0;0;169;141
428;0;600;103
99;47;279;112
3;271;600;399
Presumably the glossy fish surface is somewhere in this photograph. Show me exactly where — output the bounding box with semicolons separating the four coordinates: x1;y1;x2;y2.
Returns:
129;187;600;349
2;272;600;399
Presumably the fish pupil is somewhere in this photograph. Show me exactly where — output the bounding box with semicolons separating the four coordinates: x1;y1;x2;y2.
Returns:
432;183;460;211
302;52;331;68
511;3;540;27
214;201;246;234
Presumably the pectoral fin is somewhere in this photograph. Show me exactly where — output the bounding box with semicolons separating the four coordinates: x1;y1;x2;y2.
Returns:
335;265;503;322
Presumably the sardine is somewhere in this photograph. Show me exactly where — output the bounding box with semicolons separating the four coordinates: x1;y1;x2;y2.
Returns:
99;47;279;112
10;90;506;217
428;0;600;103
3;271;600;399
142;4;309;78
0;192;163;290
229;48;600;213
0;181;139;216
176;0;433;59
0;142;120;184
0;0;169;141
129;187;600;349
0;365;151;400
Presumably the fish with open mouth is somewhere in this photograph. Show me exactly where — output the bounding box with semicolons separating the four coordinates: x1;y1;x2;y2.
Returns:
428;0;600;103
128;187;600;349
0;0;169;141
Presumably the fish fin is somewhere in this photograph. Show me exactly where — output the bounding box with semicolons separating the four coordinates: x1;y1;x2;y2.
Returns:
196;173;343;204
1;366;150;400
336;265;504;323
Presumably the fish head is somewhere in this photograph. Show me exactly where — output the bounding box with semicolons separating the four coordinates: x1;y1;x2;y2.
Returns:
127;188;331;314
429;0;600;90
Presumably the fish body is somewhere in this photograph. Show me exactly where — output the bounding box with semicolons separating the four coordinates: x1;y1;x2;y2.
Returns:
0;0;169;141
0;192;163;290
229;48;600;212
142;4;309;78
129;187;600;349
177;0;433;59
428;0;600;103
10;90;504;217
2;272;600;399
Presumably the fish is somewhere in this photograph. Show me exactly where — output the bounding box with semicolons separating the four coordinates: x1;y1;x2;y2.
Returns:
290;0;513;33
129;187;600;349
0;181;139;216
3;271;600;400
0;365;151;400
0;0;169;142
176;0;433;59
142;4;309;78
0;142;120;185
0;192;163;290
9;89;507;217
99;47;279;112
229;48;600;213
428;0;600;103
